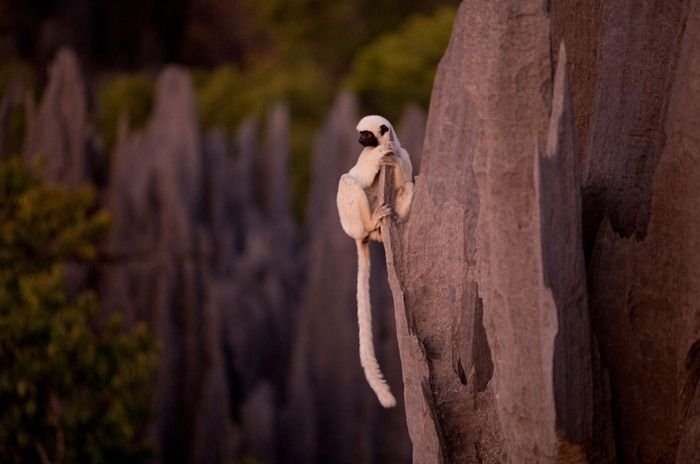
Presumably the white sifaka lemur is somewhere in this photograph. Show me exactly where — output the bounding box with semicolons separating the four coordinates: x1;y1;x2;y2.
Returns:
336;115;414;408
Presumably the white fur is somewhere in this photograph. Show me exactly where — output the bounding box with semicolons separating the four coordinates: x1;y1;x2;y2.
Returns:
356;115;414;220
336;115;414;408
356;240;396;408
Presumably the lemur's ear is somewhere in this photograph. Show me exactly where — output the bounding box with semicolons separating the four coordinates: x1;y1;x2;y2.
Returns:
379;124;389;136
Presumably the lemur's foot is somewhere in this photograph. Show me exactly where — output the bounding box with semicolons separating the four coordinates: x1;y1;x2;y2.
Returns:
371;204;393;227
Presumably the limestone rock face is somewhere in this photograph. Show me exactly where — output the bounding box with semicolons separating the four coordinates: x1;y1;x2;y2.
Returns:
396;104;426;175
99;66;302;463
384;1;603;462
101;67;209;463
382;1;700;463
579;2;700;462
551;1;700;462
24;48;89;185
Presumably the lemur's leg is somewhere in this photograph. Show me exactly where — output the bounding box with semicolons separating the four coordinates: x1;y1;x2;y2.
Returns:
337;174;392;239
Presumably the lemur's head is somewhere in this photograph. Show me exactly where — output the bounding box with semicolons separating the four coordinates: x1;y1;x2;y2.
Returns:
356;115;393;148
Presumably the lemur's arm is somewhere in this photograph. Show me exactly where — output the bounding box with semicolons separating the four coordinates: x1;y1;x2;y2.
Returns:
337;173;390;240
381;147;414;219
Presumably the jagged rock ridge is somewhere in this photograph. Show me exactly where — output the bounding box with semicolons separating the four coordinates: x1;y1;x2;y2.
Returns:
385;1;700;463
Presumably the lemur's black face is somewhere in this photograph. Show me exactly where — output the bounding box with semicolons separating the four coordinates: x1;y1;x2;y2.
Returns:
358;124;390;147
358;130;379;147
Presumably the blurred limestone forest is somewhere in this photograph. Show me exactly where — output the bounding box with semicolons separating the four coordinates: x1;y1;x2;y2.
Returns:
0;0;457;462
1;0;457;219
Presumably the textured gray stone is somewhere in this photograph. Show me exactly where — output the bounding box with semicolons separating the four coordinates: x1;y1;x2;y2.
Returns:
582;2;700;462
379;1;700;463
262;103;293;230
102;66;206;463
99;66;302;463
550;1;700;462
579;0;688;243
385;3;605;463
538;44;594;458
24;48;88;185
397;104;426;175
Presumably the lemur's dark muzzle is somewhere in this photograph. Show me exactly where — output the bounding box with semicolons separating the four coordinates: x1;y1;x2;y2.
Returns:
358;131;379;147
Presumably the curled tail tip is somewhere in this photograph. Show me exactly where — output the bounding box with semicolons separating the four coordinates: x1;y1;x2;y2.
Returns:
367;372;397;407
378;391;397;408
362;360;397;407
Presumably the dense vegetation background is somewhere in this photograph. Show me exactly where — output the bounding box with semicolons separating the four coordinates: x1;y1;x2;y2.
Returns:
0;159;157;462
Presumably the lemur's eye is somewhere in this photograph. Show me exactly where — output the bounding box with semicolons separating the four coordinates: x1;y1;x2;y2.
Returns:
379;124;389;136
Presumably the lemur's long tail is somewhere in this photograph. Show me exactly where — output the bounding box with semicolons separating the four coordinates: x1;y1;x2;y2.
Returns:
356;239;397;408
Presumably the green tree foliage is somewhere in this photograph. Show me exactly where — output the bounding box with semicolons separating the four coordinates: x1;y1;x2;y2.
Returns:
97;74;155;150
0;158;158;463
347;6;456;121
195;58;330;134
195;58;332;222
242;0;458;74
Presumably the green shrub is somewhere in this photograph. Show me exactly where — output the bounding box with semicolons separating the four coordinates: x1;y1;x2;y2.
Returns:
0;158;158;463
196;59;332;222
346;6;456;121
196;58;330;134
195;65;248;134
98;74;155;150
242;0;458;75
